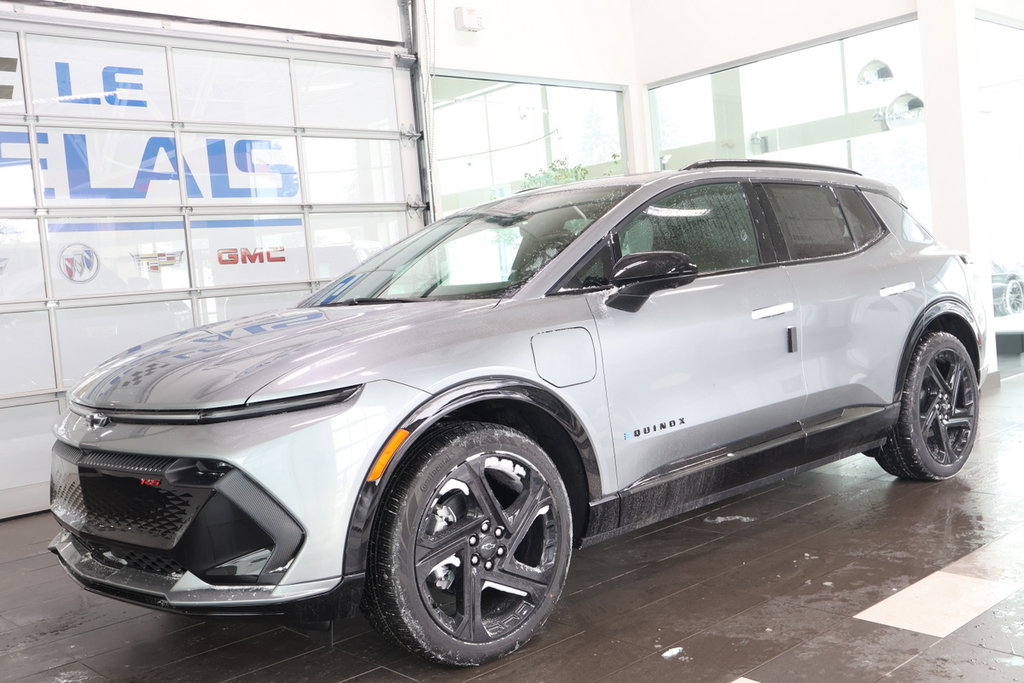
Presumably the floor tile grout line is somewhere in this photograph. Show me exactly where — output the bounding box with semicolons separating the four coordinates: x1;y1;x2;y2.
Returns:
873;651;926;682
378;665;419;681
216;644;328;683
0;603;207;658
117;624;285;678
461;631;589;681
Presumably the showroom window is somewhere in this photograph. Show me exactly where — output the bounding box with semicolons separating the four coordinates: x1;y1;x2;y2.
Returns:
650;21;930;226
431;76;624;214
976;19;1024;331
0;19;421;464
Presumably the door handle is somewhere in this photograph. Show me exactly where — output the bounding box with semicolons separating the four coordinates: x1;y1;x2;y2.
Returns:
751;302;794;320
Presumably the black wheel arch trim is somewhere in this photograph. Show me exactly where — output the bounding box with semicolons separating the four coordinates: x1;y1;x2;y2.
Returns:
894;297;982;403
343;376;603;574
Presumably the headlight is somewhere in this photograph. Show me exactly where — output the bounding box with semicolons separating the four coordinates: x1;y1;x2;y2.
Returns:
70;385;361;425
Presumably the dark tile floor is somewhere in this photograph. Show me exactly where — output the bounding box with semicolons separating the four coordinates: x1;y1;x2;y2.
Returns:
3;359;1024;682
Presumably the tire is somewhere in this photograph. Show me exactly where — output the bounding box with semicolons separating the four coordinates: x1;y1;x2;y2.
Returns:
876;332;979;480
995;277;1024;316
363;421;573;666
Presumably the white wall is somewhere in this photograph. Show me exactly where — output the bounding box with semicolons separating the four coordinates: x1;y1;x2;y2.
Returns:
631;0;917;84
49;0;404;43
428;0;637;85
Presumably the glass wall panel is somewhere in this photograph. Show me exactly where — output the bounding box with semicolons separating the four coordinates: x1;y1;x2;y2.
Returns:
0;401;60;489
178;132;301;205
173;49;294;126
198;291;303;324
38;127;186;207
0;218;44;301
191;215;308;287
46;217;189;297
56;300;193;386
310;212;404;279
294;61;398;130
0;31;24;116
0;126;38;206
302;138;403;203
0;311;54;394
977;20;1024;334
432;77;624;214
650;21;929;222
27;35;172;120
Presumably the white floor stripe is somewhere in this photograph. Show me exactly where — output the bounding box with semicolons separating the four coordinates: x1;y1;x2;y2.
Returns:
731;678;761;683
942;526;1024;584
854;570;1022;638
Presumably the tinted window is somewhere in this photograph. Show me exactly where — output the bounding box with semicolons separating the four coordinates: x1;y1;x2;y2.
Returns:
617;183;760;274
836;188;883;247
863;192;935;245
763;183;855;259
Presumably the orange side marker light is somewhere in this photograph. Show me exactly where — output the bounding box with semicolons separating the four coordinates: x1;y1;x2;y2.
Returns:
367;428;411;482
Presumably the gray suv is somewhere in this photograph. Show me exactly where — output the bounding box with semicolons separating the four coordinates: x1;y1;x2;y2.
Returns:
49;160;984;666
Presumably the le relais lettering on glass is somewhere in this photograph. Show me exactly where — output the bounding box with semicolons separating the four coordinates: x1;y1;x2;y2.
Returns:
0;60;298;200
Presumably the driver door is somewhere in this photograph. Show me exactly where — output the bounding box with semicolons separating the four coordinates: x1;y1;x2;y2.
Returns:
586;181;807;487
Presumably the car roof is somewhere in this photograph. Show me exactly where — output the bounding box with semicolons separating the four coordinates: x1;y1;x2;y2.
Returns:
514;159;899;199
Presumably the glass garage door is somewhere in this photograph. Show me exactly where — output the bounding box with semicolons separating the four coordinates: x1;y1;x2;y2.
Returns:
0;17;423;508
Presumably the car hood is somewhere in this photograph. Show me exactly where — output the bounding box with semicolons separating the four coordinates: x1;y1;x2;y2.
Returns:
69;301;497;410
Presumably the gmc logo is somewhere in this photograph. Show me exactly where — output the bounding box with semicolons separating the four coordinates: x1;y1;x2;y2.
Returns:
217;247;286;265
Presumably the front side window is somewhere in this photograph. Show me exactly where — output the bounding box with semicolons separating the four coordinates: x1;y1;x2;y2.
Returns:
762;183;855;259
304;186;635;304
617;183;761;274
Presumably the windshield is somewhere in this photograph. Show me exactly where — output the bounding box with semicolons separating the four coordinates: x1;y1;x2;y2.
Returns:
303;186;636;305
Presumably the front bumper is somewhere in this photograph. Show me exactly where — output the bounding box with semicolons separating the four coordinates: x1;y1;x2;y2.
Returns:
49;529;363;619
48;379;429;616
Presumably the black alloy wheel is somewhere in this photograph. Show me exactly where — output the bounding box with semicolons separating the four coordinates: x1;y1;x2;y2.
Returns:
876;331;978;480
364;422;572;666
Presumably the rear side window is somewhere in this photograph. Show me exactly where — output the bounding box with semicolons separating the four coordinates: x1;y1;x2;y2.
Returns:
863;192;935;245
836;188;883;247
617;183;760;274
762;183;855;259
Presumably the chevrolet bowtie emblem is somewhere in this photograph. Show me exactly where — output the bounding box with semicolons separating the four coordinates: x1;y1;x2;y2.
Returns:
86;413;110;429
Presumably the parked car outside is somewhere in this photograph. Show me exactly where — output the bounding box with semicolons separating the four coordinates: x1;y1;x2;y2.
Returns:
49;160;985;665
992;262;1024;316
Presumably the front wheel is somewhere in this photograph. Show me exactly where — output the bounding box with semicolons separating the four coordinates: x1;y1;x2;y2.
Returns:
363;422;572;666
875;332;979;480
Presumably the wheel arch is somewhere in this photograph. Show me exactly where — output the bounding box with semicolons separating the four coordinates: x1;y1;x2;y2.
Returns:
343;377;603;574
894;298;982;403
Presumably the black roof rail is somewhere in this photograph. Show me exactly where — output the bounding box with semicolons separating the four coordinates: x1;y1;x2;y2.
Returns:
682;159;861;176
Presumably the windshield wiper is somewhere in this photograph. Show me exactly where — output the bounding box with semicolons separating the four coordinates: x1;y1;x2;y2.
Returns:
324;297;423;306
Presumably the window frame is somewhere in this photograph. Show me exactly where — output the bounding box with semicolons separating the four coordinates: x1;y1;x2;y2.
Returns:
551;178;778;295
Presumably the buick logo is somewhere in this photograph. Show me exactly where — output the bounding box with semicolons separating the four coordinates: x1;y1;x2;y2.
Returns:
86;413;110;429
59;243;100;283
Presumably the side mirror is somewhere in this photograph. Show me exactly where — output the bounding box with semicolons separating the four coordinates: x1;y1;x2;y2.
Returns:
606;251;698;312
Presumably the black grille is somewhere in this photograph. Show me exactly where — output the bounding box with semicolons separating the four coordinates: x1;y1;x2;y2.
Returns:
78;478;196;546
50;445;210;550
50;439;303;587
78;538;184;576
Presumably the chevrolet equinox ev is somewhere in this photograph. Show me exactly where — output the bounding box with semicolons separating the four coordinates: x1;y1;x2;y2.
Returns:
49;160;985;665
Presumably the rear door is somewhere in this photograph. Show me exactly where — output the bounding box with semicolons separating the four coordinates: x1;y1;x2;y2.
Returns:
580;181;807;487
756;182;921;416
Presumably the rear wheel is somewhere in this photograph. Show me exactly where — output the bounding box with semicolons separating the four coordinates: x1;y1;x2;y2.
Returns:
876;332;978;480
363;422;572;666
